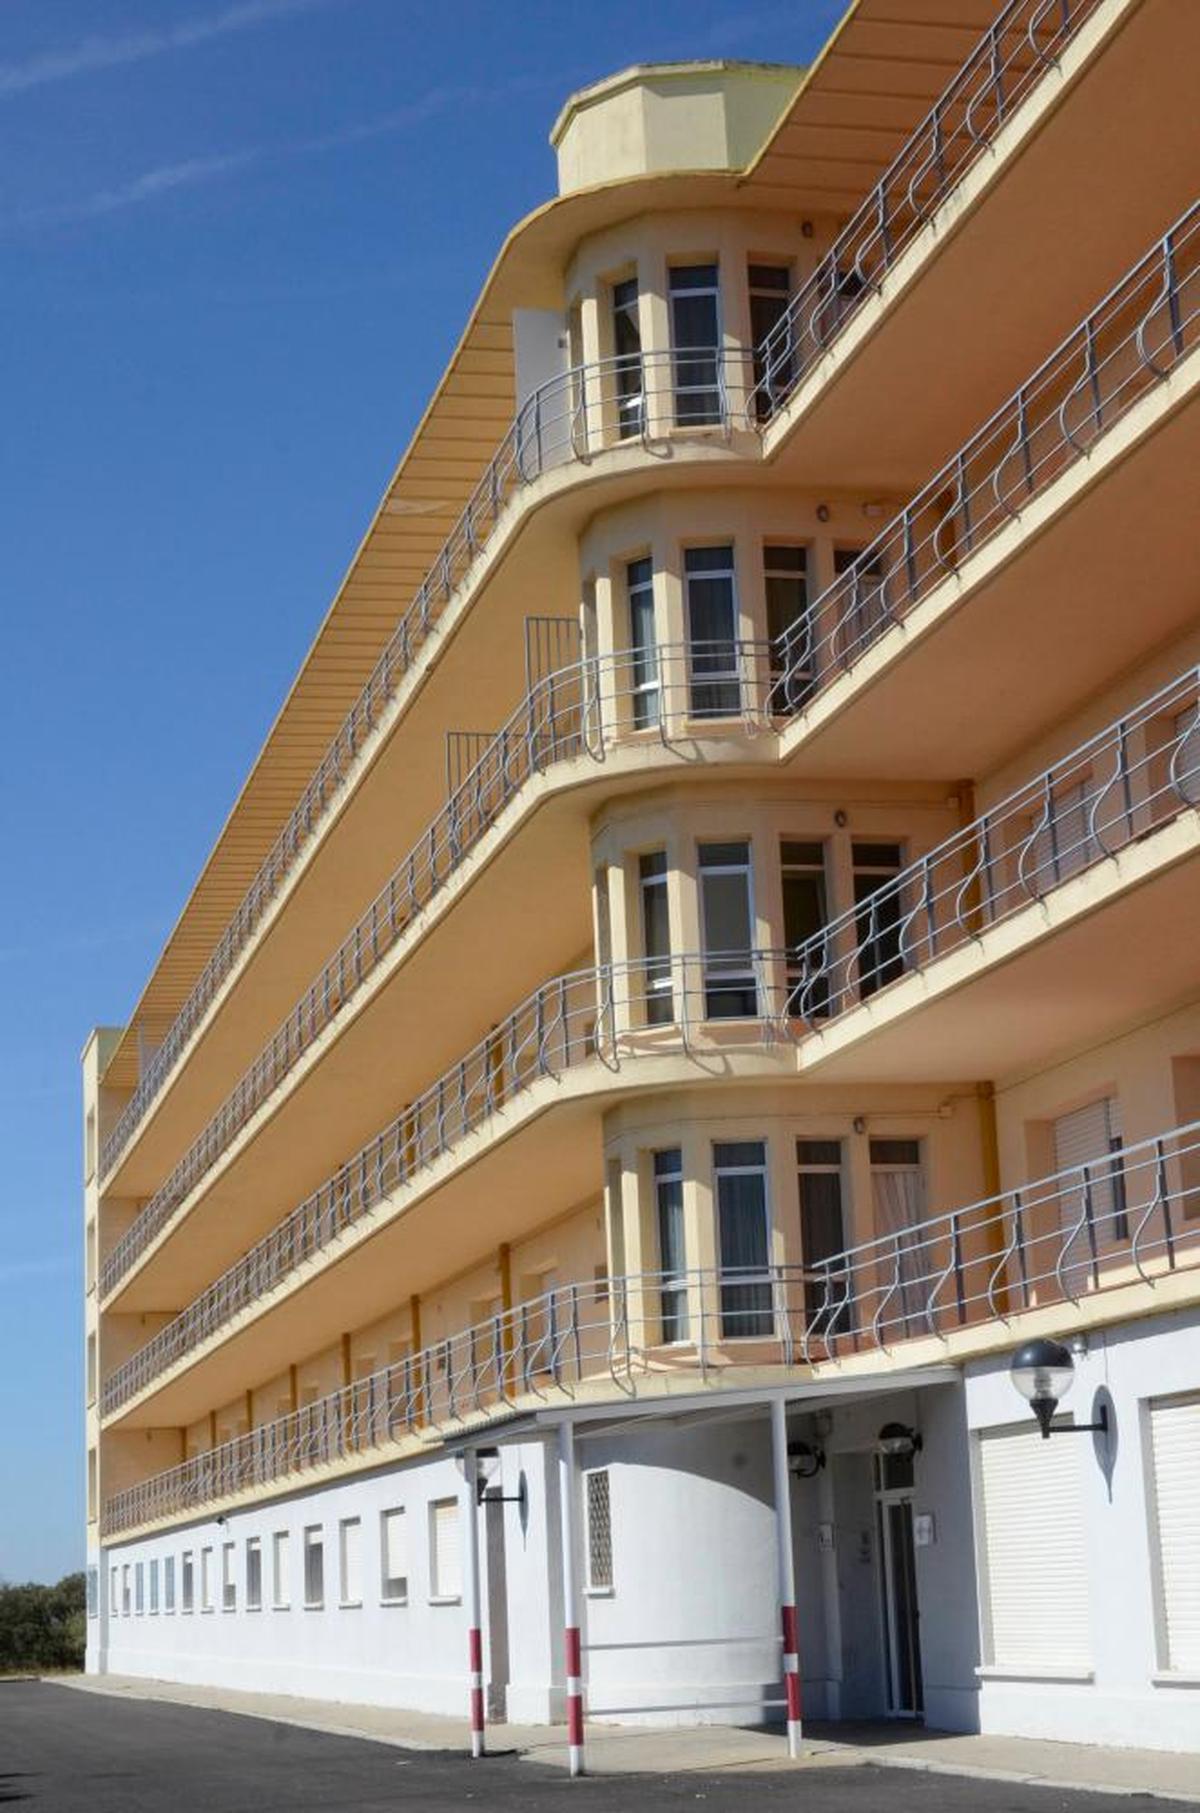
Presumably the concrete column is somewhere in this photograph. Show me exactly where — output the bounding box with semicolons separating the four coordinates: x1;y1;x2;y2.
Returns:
557;1422;585;1776
770;1397;802;1756
462;1447;485;1758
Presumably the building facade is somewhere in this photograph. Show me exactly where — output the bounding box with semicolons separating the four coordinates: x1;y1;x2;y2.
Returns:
84;0;1200;1761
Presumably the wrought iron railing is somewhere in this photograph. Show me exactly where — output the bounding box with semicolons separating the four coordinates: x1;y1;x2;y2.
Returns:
100;650;1200;1309
749;0;1104;420
770;200;1200;707
102;1117;1200;1535
99;348;750;1181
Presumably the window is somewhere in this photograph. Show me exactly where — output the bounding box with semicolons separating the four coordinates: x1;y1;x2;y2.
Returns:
271;1531;290;1609
164;1556;175;1614
797;1140;850;1333
181;1551;194;1613
639;851;672;1023
764;545;810;706
381;1509;408;1604
685;546;740;718
222;1542;236;1612
122;1565;131;1616
86;1218;96;1293
654;1149;687;1342
699;841;756;1017
339;1518;363;1607
669;263;721;424
977;1422;1090;1671
1148;1393;1200;1672
627;557;659;728
110;1565;119;1616
852;842;905;997
714;1141;773;1338
870;1139;926;1334
245;1538;262;1611
86;1567;98;1619
303;1526;324;1608
135;1563;144;1614
749;264;793;417
1052;1098;1128;1262
429;1498;462;1602
584;1469;613;1592
612;277;642;439
781;841;829;1017
86;1333;97;1405
834;545;888;662
149;1558;159;1615
200;1547;214;1612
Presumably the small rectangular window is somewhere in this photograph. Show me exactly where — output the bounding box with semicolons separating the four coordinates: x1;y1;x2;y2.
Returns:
339;1517;363;1607
272;1531;290;1609
135;1563;144;1615
429;1498;462;1602
222;1541;236;1612
381;1509;408;1604
164;1556;176;1614
585;1469;613;1592
245;1538;262;1611
122;1565;131;1616
110;1565;119;1616
149;1558;159;1615
200;1547;214;1612
303;1526;324;1608
181;1551;194;1613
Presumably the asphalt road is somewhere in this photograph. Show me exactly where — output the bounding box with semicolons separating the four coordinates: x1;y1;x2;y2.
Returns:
0;1681;1183;1812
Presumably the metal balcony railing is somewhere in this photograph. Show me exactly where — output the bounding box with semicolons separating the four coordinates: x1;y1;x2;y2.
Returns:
100;648;1200;1311
101;1116;1200;1536
99;347;750;1181
749;0;1104;421
770;200;1200;708
97;642;772;1301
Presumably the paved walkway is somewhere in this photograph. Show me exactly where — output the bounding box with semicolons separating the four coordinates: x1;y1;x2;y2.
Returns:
57;1674;1200;1801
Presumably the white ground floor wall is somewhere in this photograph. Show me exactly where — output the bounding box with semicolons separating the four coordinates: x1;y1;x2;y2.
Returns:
87;1308;1200;1752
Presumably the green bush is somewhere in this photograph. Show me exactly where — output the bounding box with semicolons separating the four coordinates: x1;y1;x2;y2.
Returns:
0;1573;86;1673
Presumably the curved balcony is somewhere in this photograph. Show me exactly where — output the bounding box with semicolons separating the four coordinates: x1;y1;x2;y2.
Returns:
102;1116;1200;1538
98;346;757;1183
749;0;1105;423
101;664;1200;1414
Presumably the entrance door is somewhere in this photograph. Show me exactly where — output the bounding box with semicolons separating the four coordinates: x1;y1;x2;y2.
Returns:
876;1485;923;1718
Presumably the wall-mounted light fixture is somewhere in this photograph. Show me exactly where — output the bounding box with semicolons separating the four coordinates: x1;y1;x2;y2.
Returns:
816;502;831;522
787;1439;826;1479
877;1422;922;1460
801;219;815;239
834;809;849;828
1009;1338;1109;1441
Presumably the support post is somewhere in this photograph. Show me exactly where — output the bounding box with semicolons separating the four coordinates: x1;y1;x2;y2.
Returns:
770;1397;802;1757
463;1447;485;1758
558;1422;585;1776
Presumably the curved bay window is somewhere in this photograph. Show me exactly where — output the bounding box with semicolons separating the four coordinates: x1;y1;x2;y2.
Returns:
699;840;757;1017
714;1140;773;1338
669;263;722;425
685;545;741;719
639;850;673;1024
654;1148;688;1342
627;556;660;728
612;277;643;439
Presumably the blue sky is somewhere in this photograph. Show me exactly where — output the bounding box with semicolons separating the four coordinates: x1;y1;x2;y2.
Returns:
0;0;842;1583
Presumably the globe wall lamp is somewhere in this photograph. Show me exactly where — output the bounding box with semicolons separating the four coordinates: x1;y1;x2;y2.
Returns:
1009;1338;1110;1440
877;1422;922;1459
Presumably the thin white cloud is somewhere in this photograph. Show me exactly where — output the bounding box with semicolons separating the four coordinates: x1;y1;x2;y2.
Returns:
25;151;261;226
0;0;337;98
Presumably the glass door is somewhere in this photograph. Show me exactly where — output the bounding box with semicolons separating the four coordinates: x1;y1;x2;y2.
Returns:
876;1484;923;1718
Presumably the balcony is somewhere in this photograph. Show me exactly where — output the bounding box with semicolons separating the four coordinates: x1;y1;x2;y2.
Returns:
101;1115;1200;1538
96;0;1155;1186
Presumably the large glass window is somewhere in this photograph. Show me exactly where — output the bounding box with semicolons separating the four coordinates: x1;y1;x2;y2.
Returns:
749;264;793;418
715;1140;773;1338
639;851;673;1024
852;842;905;998
654;1148;688;1342
670;264;722;425
685;545;740;718
835;544;888;663
612;277;643;439
781;840;829;1018
765;545;812;708
627;556;659;728
699;841;757;1017
797;1139;850;1333
870;1138;926;1334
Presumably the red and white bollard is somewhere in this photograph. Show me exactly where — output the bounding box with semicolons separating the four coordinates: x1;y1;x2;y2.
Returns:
463;1447;486;1759
558;1421;585;1777
770;1398;802;1757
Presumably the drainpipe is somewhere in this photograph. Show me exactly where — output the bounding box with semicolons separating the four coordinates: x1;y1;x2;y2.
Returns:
462;1446;485;1758
558;1421;585;1776
770;1397;802;1757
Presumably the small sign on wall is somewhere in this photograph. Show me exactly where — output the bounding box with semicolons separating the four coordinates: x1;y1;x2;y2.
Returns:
913;1513;936;1548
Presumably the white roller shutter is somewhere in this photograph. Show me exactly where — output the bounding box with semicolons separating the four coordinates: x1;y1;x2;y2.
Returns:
1053;1098;1124;1251
430;1497;462;1600
978;1422;1091;1671
1149;1395;1200;1671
